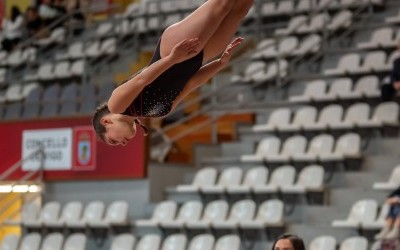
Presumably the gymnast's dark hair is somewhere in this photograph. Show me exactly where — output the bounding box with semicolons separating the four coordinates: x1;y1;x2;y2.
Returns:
92;102;148;141
271;234;305;250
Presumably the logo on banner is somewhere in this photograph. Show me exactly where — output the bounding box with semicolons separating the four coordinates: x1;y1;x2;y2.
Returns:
73;126;96;171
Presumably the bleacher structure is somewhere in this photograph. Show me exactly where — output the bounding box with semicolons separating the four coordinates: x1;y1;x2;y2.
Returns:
2;0;400;249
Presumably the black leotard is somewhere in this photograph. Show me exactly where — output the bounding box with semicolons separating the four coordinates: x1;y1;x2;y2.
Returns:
122;39;204;117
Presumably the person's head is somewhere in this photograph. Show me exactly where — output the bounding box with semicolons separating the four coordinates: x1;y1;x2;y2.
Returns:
10;6;22;21
26;6;39;20
92;102;148;146
271;234;305;250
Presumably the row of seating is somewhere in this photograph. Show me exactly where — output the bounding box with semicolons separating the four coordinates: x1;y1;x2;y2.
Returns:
175;165;324;196
248;102;398;134
289;75;380;103
357;27;400;50
231;59;288;84
275;10;352;36
324;50;398;76
136;199;284;231
18;200;128;229
0;233;240;250
373;165;400;191
250;34;322;60
204;133;361;165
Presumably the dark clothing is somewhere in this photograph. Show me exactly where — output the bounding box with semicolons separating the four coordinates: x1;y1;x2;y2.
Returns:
386;186;400;219
122;39;204;118
381;57;400;101
388;186;400;198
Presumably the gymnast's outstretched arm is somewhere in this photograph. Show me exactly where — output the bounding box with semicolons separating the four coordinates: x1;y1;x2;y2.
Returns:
108;38;201;114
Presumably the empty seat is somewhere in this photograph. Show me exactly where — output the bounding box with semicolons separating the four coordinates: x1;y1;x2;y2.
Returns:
253;166;296;193
362;203;390;230
41;233;63;250
24;201;61;228
240;136;281;163
187;234;214;250
161;200;203;228
4;103;22;120
176;167;217;192
359;102;399;128
339;236;368;250
314;78;353;101
293;34;321;55
0;234;20;250
201;167;243;194
63;233;86;250
240;199;284;229
252;108;291;133
227;167;268;194
135;201;177;227
186;200;229;230
293;134;335;162
110;234;136;250
309;235;337;250
305;105;343;131
324;53;361;76
332;199;378;228
90;200;129;227
46;201;83;227
275;15;308;35
330;103;370;130
19;233;41;250
341;75;380;99
319;133;362;162
214;235;241;250
161;234;187;250
278;106;317;132
327;10;352;31
136;234;161;250
213;200;256;229
67;201;105;228
265;135;307;163
281;165;325;194
289;80;327;103
373;165;400;190
357;27;394;49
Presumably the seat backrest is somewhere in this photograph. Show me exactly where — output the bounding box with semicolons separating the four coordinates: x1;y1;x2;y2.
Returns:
309;235;337;250
40;201;61;224
192;167;218;187
339;53;360;70
292;106;317;126
161;234;187;250
288;15;308;30
41;233;63;250
0;234;20;250
299;34;321;52
136;234;161;250
303;80;327;97
105;201;129;224
281;135;307;156
228;200;256;222
255;137;281;157
243;167;268;187
214;235;241;250
110;234;135;250
268;108;291;126
22;203;40;224
187;234;214;250
329;78;352;96
256;199;284;224
217;167;243;187
365;51;387;69
371;27;393;43
278;36;298;53
308;134;335;155
344;103;370;123
297;165;324;189
335;133;361;155
339;236;368;250
269;165;296;187
354;75;379;95
373;102;399;124
152;201;177;221
63;233;86;250
310;13;330;29
202;200;229;222
176;201;203;222
330;10;352;28
83;201;105;223
318;104;343;125
388;165;400;184
348;199;377;223
19;233;41;250
61;201;83;223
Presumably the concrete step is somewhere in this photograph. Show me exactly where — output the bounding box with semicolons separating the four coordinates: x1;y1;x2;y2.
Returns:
329;187;386;208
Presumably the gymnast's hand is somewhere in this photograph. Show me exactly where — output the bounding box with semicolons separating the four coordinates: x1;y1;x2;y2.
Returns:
219;37;244;66
170;38;201;63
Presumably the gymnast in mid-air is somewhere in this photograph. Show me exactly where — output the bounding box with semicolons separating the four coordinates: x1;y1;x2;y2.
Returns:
92;0;254;146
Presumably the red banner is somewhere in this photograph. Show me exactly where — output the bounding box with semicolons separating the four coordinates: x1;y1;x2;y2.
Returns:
73;126;96;171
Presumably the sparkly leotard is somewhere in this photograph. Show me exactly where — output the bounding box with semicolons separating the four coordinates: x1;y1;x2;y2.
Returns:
122;40;204;118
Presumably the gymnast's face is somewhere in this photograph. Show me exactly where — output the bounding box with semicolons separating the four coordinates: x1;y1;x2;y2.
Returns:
274;239;294;250
101;116;136;146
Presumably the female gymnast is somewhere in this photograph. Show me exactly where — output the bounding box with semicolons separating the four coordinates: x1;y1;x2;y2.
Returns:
92;0;254;146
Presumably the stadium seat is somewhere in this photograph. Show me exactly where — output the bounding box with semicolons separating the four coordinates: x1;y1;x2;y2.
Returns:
110;234;136;250
373;165;400;190
135;201;177;228
19;233;41;250
186;200;229;230
332;199;378;228
67;201;105;228
298;13;329;33
63;233;86;250
281;165;325;194
289;80;327;103
161;234;187;250
326;10;352;31
293;34;322;55
357;27;394;49
21;203;40;227
385;9;400;24
47;201;83;227
319;133;362;162
240;199;284;230
176;167;217;193
339;236;368;250
187;234;214;250
240;136;281;163
362;203;390;230
201;167;243;194
251;108;291;133
160;200;202;228
212;200;256;229
227;166;268;194
309;235;337;250
136;234;161;250
90;200;129;227
40;233;63;250
314;78;352;102
278;106;317;132
275;15;308;35
305;104;343;131
0;234;20;250
253;165;296;194
330;103;370;130
324;53;361;76
214;235;241;250
265;135;307;164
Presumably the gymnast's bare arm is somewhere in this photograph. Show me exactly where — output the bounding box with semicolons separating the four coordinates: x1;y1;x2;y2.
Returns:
108;38;201;114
